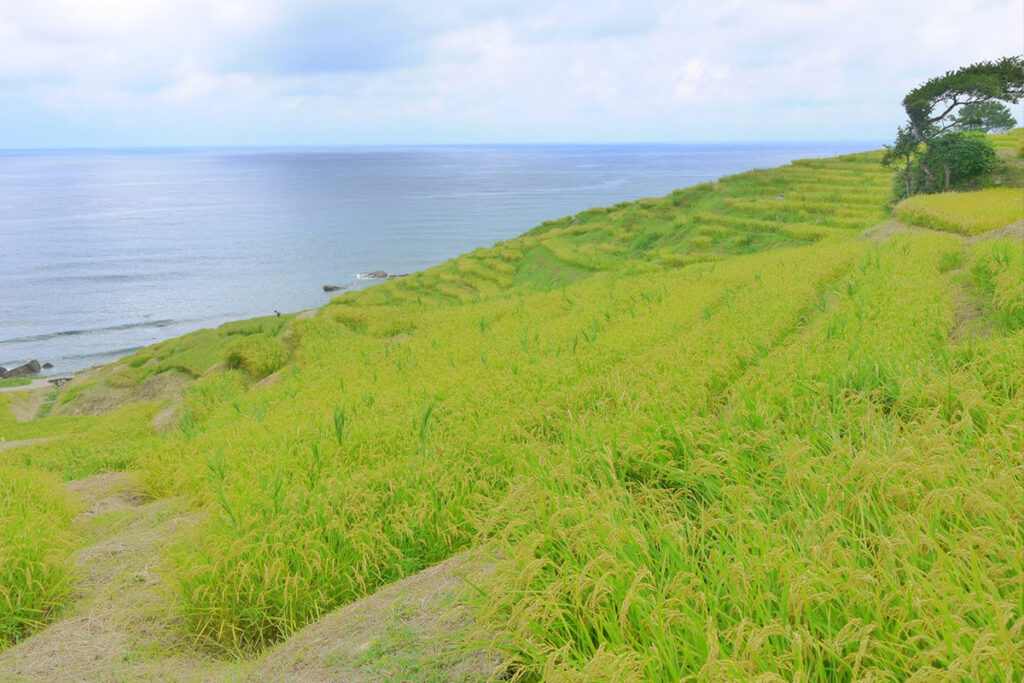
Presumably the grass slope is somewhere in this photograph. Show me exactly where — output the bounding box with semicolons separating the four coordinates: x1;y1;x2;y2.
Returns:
1;145;1022;680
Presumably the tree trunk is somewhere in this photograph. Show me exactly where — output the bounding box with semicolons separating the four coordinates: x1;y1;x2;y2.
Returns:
921;164;936;192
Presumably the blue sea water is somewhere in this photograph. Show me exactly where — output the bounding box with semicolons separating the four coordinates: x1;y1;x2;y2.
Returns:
1;142;879;373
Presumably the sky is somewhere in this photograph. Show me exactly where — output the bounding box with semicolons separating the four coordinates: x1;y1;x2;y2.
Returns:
0;0;1021;147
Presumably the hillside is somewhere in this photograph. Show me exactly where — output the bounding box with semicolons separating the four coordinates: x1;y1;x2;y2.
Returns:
1;135;1022;681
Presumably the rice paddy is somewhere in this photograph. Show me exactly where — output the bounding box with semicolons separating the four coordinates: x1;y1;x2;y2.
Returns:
1;144;1022;680
895;187;1023;235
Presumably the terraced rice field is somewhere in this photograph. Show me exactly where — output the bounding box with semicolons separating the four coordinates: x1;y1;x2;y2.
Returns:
2;146;1022;681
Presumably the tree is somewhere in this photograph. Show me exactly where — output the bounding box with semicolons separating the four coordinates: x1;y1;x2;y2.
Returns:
903;56;1024;142
881;125;924;199
922;132;997;190
951;101;1018;133
888;56;1024;195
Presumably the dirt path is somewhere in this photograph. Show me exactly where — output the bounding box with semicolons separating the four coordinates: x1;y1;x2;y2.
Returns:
247;551;500;682
965;219;1024;244
858;219;927;243
0;473;220;682
0;378;53;393
858;218;1022;344
0;472;497;682
1;386;49;423
0;437;59;453
860;217;1024;245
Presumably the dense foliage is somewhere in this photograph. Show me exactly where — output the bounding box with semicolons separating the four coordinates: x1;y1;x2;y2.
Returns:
951;101;1018;133
885;56;1024;197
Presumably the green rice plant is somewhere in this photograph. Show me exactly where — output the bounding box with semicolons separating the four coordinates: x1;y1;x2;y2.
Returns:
988;127;1024;154
456;258;502;285
894;188;1023;235
477;232;1023;680
965;239;1024;330
0;466;78;649
418;401;436;456
937;249;963;272
484;258;516;277
541;238;610;270
433;281;477;304
223;336;288;379
15;144;1007;681
329;306;368;332
332;404;346;446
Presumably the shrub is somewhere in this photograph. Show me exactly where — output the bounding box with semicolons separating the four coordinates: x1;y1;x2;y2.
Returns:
924;132;998;191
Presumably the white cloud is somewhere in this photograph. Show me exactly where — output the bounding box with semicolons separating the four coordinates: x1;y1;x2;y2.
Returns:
0;0;1020;145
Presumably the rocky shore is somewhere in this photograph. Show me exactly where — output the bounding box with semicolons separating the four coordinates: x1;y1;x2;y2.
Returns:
0;359;52;379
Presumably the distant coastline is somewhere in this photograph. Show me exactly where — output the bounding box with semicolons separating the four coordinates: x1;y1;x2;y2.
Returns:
0;142;880;373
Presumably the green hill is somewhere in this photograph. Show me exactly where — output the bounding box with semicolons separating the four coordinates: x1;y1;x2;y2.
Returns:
1;139;1022;680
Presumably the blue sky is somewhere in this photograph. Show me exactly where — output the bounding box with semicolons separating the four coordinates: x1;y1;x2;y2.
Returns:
0;0;1021;147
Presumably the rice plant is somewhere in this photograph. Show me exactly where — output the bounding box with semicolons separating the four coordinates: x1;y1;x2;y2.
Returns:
895;187;1023;235
4;141;1021;681
0;467;78;649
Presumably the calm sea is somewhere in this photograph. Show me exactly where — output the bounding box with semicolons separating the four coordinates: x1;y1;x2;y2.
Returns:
1;142;878;373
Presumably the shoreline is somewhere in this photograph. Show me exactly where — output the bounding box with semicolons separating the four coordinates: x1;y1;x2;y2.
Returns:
0;141;882;376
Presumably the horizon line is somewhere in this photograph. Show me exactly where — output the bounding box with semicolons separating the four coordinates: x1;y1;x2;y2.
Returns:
0;139;887;154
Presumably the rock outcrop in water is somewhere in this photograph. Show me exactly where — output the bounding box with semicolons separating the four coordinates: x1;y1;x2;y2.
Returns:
355;271;410;280
3;360;41;378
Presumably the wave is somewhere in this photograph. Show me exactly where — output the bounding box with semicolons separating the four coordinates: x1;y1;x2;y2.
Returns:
60;346;145;361
0;318;201;346
407;178;629;200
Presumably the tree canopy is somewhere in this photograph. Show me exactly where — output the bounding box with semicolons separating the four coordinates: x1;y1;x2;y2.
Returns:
884;56;1023;198
951;101;1018;134
902;56;1024;141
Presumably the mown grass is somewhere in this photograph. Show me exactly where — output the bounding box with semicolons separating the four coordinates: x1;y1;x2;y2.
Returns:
0;378;31;389
895;187;1023;235
2;143;1021;679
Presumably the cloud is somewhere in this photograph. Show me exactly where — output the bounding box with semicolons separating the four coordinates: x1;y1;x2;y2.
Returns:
0;0;1020;146
221;2;432;75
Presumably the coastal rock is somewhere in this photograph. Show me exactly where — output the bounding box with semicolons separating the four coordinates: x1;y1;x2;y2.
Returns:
5;360;41;378
323;284;347;292
357;270;389;279
42;362;54;369
0;367;6;378
386;273;409;279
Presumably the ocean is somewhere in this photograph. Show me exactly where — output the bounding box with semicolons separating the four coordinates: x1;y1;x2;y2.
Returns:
1;142;878;373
